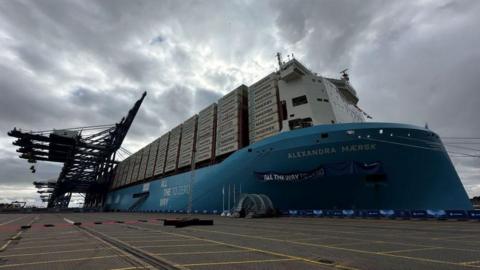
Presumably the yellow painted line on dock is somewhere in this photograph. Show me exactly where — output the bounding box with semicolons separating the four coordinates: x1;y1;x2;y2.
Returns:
0;247;113;257
380;247;443;254
15;235;85;243
0;216;38;252
108;267;154;270
10;242;103;250
0;254;129;268
136;243;220;249
127;238;201;244
115;235;178;240
153;249;252;256
213;217;475;251
125;223;357;269
187;227;480;268
0;215;28;226
176;258;299;267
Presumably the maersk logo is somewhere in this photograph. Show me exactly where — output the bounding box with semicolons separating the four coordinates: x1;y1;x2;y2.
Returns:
288;144;376;159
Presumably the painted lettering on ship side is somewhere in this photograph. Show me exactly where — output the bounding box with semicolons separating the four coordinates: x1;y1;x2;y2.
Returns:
287;144;376;159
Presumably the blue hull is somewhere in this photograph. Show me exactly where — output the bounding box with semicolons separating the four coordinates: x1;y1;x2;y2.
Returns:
106;122;472;212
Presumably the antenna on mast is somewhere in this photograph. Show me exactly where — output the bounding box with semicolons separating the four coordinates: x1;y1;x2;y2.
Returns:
340;68;350;82
276;52;283;69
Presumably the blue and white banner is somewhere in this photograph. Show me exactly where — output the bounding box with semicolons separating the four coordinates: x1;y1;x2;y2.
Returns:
255;161;383;183
468;210;480;219
255;167;325;182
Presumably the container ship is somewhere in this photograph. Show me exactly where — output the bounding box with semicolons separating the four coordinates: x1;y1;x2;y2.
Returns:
106;55;472;212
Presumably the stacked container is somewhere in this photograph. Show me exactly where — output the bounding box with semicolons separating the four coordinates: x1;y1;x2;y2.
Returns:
112;163;122;188
153;133;170;176
248;73;281;143
119;160;129;187
195;104;217;163
126;155;136;184
165;125;182;172
132;151;143;183
215;85;248;157
178;115;198;168
137;145;150;181
145;139;159;178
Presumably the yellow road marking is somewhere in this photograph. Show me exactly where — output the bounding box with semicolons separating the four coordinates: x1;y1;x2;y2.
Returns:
0;254;128;268
231;217;480;243
11;242;103;250
0;216;38;252
108;267;154;270
1;247;113;257
177;258;299;267
127;239;201;244
462;260;480;266
115;235;178;240
0;215;28;226
154;250;252;256
213;218;480;251
137;243;220;248
78;225;189;270
187;227;480;268
15;235;85;242
380;247;443;254
326;240;378;247
125;223;358;269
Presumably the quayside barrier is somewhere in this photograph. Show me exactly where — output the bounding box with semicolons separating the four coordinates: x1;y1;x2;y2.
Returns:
118;208;480;221
282;209;480;220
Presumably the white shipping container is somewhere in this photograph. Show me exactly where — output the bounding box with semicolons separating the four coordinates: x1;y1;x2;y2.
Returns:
145;139;159;178
165;125;182;172
216;142;239;156
215;85;247;157
121;160;130;186
252;122;281;141
252;86;277;104
153;133;169;176
133;150;143;182
248;73;281;144
123;157;131;185
118;159;128;187
254;114;279;129
253;96;277;112
117;163;126;188
252;106;278;121
178;116;197;168
137;146;150;181
112;163;122;188
217;118;238;132
128;152;140;184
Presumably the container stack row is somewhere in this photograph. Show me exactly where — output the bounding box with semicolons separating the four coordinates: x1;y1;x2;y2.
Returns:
178;115;198;168
164;125;182;173
195;104;217;163
248;73;281;144
215;85;248;157
111;83;259;189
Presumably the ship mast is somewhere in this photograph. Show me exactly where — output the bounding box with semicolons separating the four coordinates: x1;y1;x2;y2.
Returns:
276;52;283;69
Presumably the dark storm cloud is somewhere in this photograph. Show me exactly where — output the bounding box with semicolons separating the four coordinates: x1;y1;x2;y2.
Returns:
0;0;479;204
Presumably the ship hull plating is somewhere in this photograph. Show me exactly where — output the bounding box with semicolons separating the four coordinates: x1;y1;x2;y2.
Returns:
106;123;472;212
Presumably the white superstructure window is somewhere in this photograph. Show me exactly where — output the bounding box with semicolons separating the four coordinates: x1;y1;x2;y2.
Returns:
292;95;308;107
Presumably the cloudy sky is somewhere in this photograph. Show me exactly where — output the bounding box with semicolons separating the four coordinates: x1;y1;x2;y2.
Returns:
0;0;479;206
